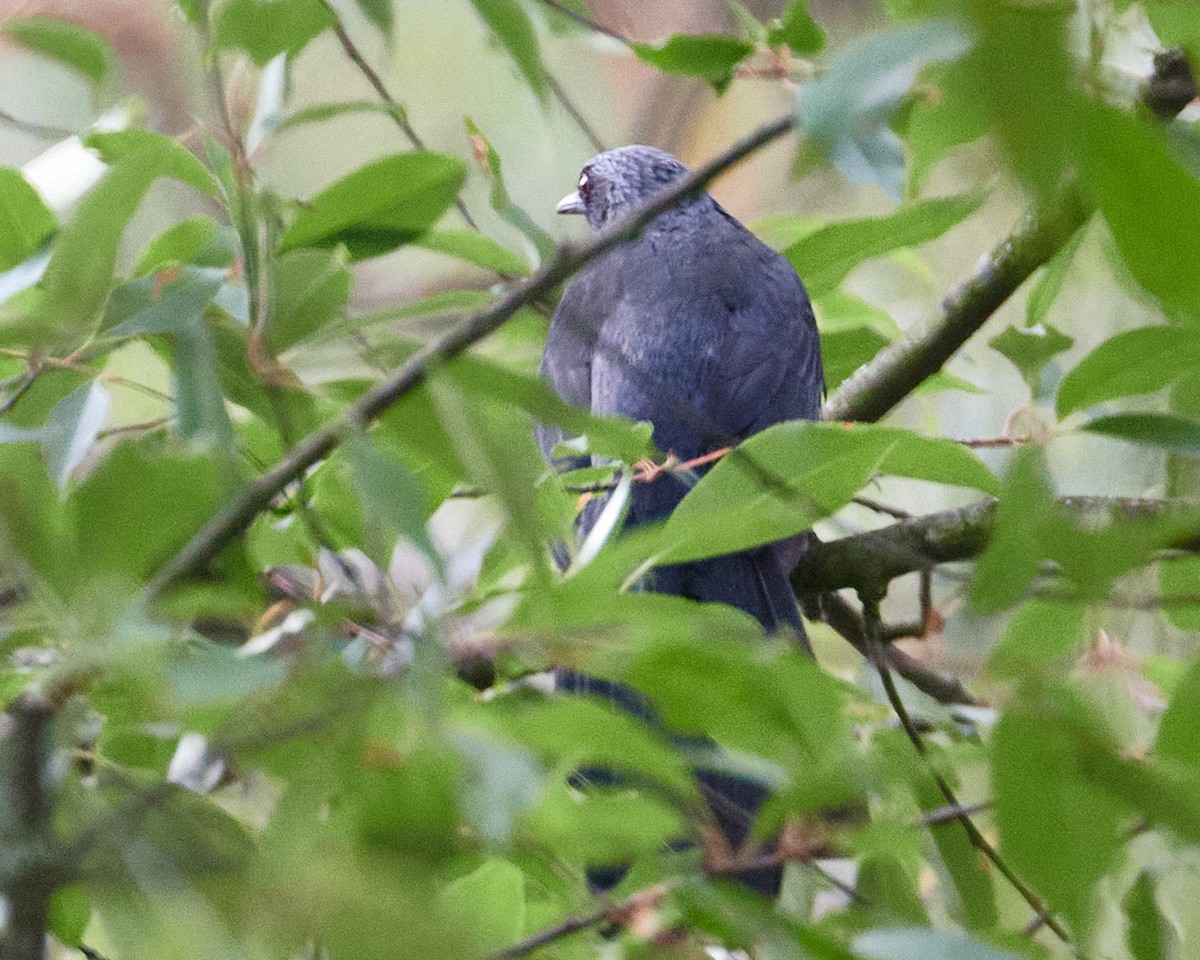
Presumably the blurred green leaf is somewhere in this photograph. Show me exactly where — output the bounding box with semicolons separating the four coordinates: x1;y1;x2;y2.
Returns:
85;130;220;198
1076;101;1200;324
631;34;754;94
270;247;351;352
855;928;1026;960
970;450;1056;612
989;323;1073;389
821;326;889;392
1127;872;1169;960
988;600;1083;679
465;120;556;262
1154;657;1200;770
281;152;466;260
4;15;115;85
133;218;235;276
467;0;547;100
902;57;990;194
785;190;985;296
1057;326;1200;417
413;229;530;276
992;704;1125;931
272;99;403;134
767;0;824;54
796;20;970;199
1026;222;1087;327
1083;412;1200;455
32;142;220;345
343;436;433;564
442;860;525;952
47;886;91;947
212;0;334;65
0;167;56;271
41;379;109;490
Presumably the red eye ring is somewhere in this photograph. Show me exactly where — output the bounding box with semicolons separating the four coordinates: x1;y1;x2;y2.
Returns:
578;173;593;197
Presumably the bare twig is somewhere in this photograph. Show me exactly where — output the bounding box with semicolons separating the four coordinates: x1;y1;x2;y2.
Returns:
145;114;798;597
315;0;481;232
533;0;633;46
859;592;1069;942
544;71;607;153
0;108;76;141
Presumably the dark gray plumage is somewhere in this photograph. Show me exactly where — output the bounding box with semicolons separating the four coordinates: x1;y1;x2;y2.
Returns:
540;145;823;638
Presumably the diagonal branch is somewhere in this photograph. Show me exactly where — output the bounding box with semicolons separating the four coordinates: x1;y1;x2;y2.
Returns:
145;114;798;599
822;183;1090;424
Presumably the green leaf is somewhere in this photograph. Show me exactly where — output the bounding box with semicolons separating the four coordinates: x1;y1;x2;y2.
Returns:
412;229;531;276
4;16;115;85
467;0;547;100
1057;326;1200;417
970;450;1056;612
1082;412;1200;455
343;436;433;565
465;120;556;263
270;247;351;352
875;428;999;495
1127;872;1168;960
664;422;898;563
796;20;970;199
272;99;403;134
767;0;824;54
821;326;890;392
1076;101;1200;324
992;705;1125;932
1026;221;1087;327
281;152;466;260
989;323;1073;389
0;167;56;271
212;0;334;66
85;130;220;198
442;860;525;952
902;57;990;195
41;380;109;490
631;34;754;94
1154;657;1200;770
32;143;220;345
354;0;393;36
855;929;1026;960
47;886;91;947
989;600;1083;679
133;217;235;276
784;190;985;296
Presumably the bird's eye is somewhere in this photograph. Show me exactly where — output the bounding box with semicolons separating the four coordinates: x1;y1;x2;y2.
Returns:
578;173;592;197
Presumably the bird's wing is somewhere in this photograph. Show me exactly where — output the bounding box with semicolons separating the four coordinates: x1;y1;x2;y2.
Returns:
709;238;824;441
536;271;601;466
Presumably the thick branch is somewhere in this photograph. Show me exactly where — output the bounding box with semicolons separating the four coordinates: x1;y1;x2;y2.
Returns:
823;183;1090;423
796;496;1200;595
146;114;798;598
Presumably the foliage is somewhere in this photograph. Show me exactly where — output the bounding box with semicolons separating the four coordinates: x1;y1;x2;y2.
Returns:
0;1;1198;959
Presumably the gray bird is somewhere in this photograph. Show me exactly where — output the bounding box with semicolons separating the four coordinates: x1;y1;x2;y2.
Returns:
539;146;824;898
540;145;823;639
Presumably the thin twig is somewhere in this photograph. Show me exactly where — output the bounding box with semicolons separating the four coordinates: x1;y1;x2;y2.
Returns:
533;0;633;45
0;108;76;141
859;592;1069;942
544;71;606;153
145;114;799;598
0;367;39;418
315;0;481;232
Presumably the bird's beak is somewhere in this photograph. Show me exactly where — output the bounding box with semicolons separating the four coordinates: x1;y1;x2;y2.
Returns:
556;191;586;215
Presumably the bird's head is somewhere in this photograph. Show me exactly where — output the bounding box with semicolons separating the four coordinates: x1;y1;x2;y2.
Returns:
557;145;692;229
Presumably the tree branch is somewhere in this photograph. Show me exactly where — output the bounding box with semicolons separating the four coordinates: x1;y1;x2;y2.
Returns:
145;114;798;599
823;183;1090;423
795;495;1200;596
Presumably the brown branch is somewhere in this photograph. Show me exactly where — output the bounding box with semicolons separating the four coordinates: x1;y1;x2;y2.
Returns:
858;593;1069;942
0;692;61;960
823;182;1090;423
795;496;1200;596
145;114;799;598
